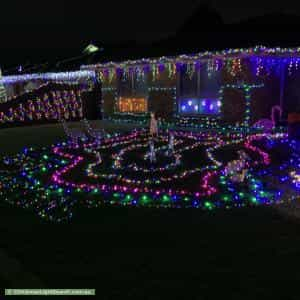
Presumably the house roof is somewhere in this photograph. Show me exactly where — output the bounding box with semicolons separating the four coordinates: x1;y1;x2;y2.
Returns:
1;70;95;85
81;46;300;70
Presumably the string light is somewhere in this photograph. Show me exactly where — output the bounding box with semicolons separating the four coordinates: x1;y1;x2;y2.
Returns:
218;83;264;128
0;88;84;124
2;71;95;85
0;128;298;222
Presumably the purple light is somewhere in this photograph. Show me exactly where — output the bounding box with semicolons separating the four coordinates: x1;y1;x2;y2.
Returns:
195;61;201;71
158;64;165;72
176;63;182;72
143;65;150;73
116;68;123;76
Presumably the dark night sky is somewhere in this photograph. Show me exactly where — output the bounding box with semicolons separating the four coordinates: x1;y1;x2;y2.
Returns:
0;0;299;69
1;0;203;44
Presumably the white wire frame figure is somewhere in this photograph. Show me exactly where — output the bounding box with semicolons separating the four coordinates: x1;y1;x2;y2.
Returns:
61;118;87;145
149;139;156;163
252;119;274;133
165;132;175;156
81;118;105;145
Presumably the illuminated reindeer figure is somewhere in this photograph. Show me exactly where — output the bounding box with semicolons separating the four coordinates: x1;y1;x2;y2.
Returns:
81;118;106;145
61;119;87;145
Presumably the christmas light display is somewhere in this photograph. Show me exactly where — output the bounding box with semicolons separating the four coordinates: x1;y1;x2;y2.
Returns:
61;119;87;144
4;81;87;104
223;150;250;183
82;45;300;134
118;97;148;113
218;83;264;128
2;45;300;222
0;89;84;124
290;171;300;188
0;127;298;222
81;118;106;144
2;71;95;85
81;46;300;71
148;139;156;163
87;45;300;134
106;82;264;132
0;68;8;103
179;98;221;115
149;112;158;136
82;46;300;80
165;132;175;156
253;119;274;133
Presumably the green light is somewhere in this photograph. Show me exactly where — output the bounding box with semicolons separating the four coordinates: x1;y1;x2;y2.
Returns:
251;196;257;203
162;195;170;202
222;195;231;202
140;195;150;204
124;194;132;201
204;201;213;209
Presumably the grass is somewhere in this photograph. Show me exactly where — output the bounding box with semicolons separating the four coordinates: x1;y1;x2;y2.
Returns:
0;120;142;155
0;121;300;299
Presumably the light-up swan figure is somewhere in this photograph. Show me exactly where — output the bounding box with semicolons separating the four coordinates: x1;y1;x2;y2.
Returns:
253;105;282;133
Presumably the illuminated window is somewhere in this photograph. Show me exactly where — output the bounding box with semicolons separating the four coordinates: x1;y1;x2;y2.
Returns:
118;97;147;113
179;98;221;115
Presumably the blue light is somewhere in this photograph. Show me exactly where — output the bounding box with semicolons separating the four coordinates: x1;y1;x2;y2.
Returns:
179;98;221;115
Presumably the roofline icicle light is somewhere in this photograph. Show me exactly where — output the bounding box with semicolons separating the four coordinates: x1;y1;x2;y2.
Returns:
81;46;300;70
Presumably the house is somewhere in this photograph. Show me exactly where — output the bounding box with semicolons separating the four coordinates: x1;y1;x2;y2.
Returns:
81;45;300;128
